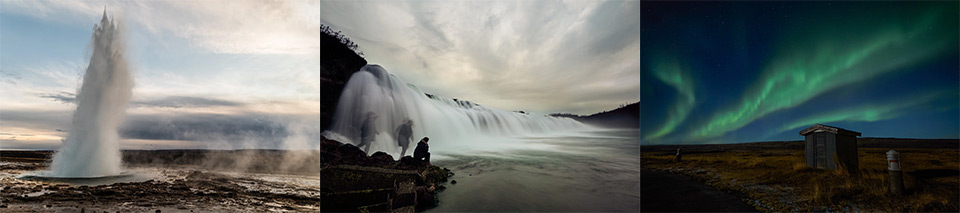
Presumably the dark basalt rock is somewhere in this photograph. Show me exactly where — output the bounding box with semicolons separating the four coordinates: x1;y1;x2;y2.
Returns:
336;144;367;165
396;156;426;170
321;28;367;131
369;152;395;166
320;136;453;212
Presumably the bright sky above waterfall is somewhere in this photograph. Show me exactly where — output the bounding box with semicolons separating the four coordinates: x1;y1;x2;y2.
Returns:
1;0;322;149
642;1;959;144
320;0;641;115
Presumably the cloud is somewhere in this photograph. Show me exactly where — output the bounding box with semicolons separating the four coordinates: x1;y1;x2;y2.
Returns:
320;0;640;115
132;96;243;108
0;110;73;131
40;92;76;104
37;93;244;109
1;70;22;85
120;113;286;144
0;0;321;55
0;109;321;150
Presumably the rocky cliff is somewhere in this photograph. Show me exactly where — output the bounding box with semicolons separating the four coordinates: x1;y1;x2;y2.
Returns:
321;28;367;131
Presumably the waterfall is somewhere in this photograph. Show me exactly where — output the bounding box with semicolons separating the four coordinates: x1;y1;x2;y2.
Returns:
321;65;589;157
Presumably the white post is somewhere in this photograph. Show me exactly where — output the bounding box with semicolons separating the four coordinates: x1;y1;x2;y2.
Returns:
675;148;682;162
887;150;904;195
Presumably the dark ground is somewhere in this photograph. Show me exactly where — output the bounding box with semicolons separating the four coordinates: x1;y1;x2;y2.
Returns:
640;138;960;212
641;169;758;212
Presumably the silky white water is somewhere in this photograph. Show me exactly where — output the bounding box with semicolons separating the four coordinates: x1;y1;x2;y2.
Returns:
47;11;132;178
321;64;592;158
429;129;640;212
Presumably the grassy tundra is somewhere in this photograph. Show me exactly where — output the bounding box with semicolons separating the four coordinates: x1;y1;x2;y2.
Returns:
640;138;959;212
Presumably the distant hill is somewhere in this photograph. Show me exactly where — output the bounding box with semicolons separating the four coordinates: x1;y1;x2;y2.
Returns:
639;137;959;151
551;102;639;128
321;25;367;131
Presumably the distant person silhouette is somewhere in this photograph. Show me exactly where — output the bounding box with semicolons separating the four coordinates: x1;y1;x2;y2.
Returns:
414;137;431;164
358;112;378;154
395;119;414;157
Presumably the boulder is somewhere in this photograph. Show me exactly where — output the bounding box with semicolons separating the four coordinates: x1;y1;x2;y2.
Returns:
369;152;395;166
321;137;342;152
337;144;367;165
397;156;425;169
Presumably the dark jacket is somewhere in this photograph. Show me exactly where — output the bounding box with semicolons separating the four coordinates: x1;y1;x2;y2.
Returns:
396;123;413;146
361;117;377;142
413;141;429;159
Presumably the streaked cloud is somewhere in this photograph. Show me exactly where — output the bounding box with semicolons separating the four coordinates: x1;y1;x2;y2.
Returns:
0;0;322;149
320;0;640;115
0;0;321;55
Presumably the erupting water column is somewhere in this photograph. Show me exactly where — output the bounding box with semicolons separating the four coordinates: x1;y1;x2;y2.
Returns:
48;11;132;178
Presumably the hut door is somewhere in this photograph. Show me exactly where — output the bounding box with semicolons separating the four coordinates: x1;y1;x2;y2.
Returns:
816;135;826;169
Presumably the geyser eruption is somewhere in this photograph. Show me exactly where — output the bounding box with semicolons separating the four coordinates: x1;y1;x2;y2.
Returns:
322;65;589;156
48;11;132;177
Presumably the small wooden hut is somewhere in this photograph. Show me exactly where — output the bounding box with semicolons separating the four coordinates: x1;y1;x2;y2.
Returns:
799;124;860;173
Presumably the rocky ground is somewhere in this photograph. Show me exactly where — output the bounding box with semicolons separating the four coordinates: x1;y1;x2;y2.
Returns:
0;137;452;212
0;151;321;212
319;136;453;212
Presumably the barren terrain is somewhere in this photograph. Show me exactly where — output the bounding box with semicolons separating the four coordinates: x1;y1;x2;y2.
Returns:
641;138;959;212
0;150;321;212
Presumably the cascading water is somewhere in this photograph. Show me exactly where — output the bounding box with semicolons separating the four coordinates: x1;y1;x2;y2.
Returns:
47;11;133;178
321;65;590;157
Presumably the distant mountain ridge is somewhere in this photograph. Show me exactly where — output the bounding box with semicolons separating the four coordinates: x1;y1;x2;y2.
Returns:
551;102;639;128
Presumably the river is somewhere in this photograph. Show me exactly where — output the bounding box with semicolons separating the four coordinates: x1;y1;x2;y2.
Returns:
429;129;639;212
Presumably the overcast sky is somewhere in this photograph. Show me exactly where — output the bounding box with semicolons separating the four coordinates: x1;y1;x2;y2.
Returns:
1;0;322;149
0;0;639;149
320;0;640;115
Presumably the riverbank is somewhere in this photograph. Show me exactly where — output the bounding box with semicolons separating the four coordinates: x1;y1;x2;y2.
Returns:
320;136;453;212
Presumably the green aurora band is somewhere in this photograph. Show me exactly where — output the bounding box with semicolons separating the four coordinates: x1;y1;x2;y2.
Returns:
777;90;955;134
645;58;695;141
688;6;957;141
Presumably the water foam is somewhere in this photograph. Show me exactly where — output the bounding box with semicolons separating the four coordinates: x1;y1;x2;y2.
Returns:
321;65;591;157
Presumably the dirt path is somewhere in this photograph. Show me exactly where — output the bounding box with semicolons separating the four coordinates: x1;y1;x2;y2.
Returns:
641;169;757;212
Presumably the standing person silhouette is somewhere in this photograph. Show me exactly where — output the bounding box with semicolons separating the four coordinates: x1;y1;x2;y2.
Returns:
395;119;414;157
358;112;378;154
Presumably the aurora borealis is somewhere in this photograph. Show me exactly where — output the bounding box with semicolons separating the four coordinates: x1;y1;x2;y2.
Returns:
641;1;959;144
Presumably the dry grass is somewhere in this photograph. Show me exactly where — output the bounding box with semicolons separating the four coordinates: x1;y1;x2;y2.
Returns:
642;144;959;212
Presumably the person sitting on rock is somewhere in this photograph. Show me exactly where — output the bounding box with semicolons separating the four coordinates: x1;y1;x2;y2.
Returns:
414;137;431;164
395;119;414;157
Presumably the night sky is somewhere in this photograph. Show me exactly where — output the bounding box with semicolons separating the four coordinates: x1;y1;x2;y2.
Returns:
641;1;959;145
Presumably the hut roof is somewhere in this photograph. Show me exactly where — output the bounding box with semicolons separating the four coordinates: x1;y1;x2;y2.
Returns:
799;124;862;136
